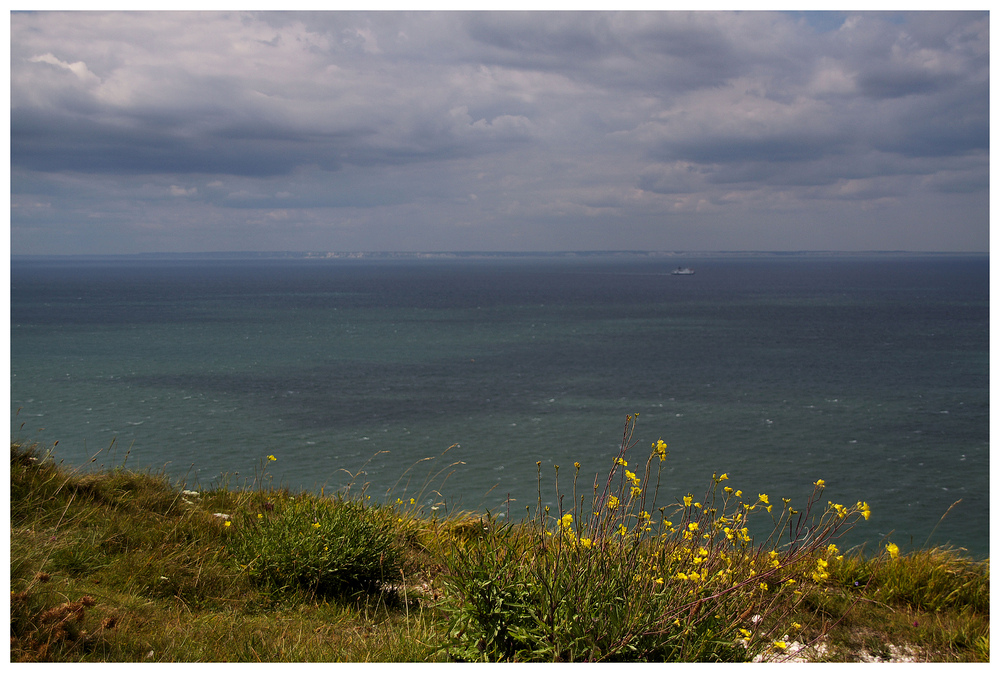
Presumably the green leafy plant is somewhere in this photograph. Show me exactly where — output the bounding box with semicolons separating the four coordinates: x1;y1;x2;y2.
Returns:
438;415;876;662
227;492;403;599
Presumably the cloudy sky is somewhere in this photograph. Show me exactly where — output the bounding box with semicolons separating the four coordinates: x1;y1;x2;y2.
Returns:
9;10;990;255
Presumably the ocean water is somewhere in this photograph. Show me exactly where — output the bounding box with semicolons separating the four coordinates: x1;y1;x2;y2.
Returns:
9;254;990;558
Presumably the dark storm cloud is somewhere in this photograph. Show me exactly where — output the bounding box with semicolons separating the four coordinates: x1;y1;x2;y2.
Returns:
11;108;357;176
9;10;989;254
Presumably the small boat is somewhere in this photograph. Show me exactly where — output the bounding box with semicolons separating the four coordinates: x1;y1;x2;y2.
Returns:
671;267;695;275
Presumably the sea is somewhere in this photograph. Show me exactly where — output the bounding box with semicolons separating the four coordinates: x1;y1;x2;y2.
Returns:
9;253;990;559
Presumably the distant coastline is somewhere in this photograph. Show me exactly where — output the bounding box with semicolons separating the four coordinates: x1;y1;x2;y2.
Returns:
10;250;988;262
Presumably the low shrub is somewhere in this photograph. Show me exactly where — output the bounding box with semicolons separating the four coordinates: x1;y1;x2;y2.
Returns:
438;415;875;662
227;493;403;599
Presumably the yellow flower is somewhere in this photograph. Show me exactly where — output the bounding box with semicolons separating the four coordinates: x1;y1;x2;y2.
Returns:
758;493;769;505
224;520;231;527
688;522;699;532
257;513;263;519
791;622;802;630
735;490;743;498
607;495;620;510
773;641;788;651
718;472;729;481
886;542;899;559
653;439;668;461
267;455;277;461
827;543;839;556
312;522;321;529
814;479;825;488
580;537;592;548
739;628;752;639
811;557;830;582
857;501;871;520
615;457;628;467
683;494;693;507
410;498;416;505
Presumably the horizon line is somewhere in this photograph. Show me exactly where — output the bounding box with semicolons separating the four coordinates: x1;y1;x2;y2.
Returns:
10;249;988;259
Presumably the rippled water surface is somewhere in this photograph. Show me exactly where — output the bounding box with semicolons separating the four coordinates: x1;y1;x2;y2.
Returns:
10;254;989;558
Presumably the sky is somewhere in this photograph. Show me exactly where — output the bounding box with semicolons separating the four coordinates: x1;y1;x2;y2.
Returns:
7;10;991;255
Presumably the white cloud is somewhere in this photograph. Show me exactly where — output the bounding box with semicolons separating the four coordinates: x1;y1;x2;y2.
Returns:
8;10;989;254
28;53;101;84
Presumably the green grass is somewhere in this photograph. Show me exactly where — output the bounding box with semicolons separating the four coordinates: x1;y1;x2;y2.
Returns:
9;425;990;663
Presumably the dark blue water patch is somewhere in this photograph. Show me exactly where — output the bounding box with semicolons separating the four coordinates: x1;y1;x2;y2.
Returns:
13;254;988;320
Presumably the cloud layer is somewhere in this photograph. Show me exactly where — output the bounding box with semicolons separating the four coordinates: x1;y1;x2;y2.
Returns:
10;11;989;254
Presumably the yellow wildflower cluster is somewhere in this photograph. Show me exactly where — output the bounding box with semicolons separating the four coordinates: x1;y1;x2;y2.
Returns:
652;438;668;462
857;501;871;520
625;470;642;498
522;429;875;641
553;512;593;549
811;557;830;583
722;523;752;544
828;500;872;521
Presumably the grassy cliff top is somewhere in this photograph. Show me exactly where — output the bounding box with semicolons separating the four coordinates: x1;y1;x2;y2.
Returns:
10;439;989;662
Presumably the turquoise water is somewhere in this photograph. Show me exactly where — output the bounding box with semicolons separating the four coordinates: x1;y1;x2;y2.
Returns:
10;254;990;558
